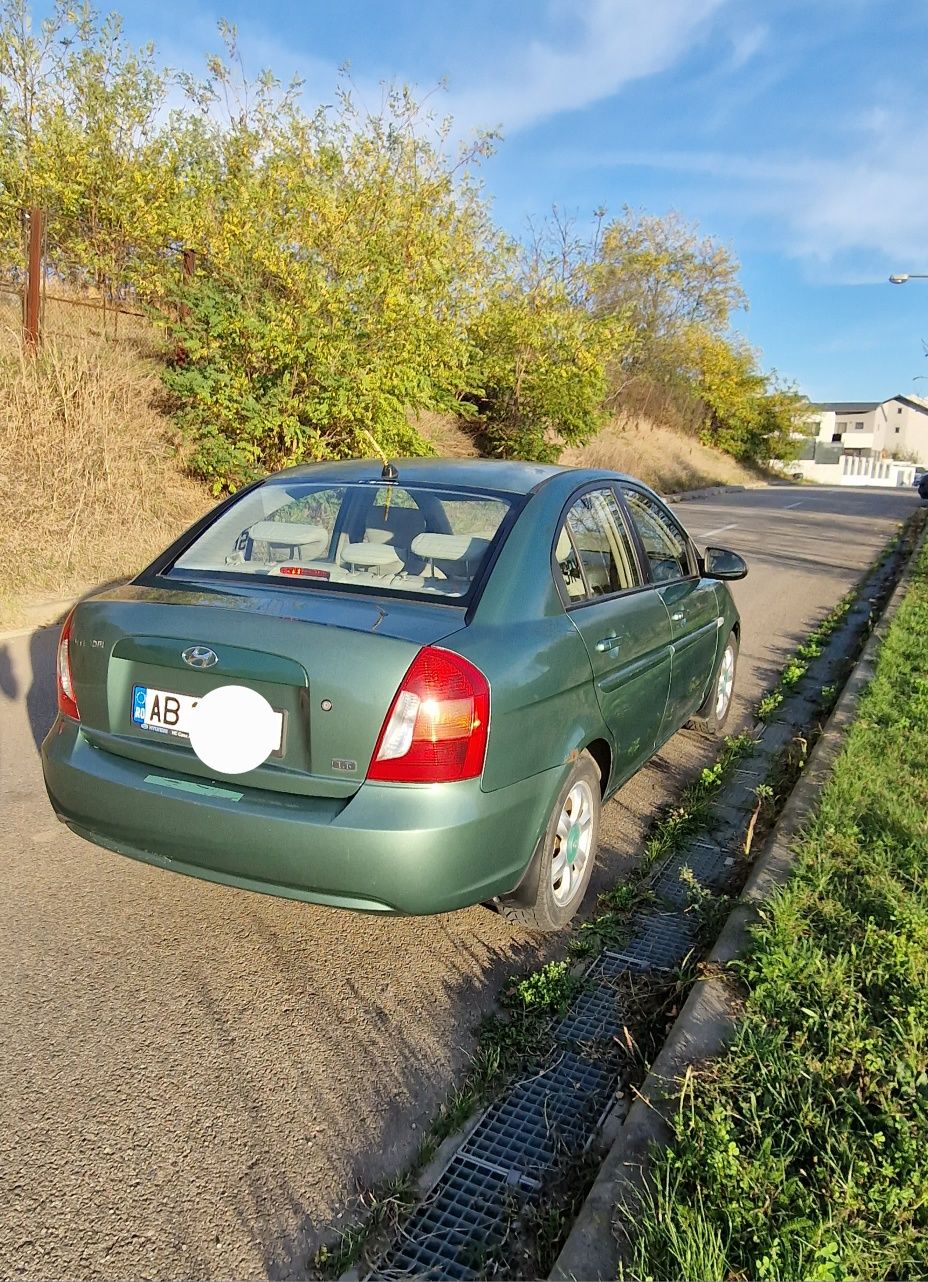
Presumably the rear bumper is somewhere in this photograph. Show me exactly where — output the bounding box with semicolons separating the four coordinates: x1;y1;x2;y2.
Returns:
41;717;558;914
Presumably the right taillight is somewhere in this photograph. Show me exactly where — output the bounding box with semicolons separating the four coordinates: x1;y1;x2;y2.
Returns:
56;609;80;720
367;646;490;784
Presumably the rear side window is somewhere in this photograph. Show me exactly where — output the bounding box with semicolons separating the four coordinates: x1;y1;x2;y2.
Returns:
621;488;692;583
169;481;516;602
555;489;640;603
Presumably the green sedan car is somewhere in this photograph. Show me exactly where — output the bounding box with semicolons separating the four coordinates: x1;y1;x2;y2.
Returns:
42;459;746;931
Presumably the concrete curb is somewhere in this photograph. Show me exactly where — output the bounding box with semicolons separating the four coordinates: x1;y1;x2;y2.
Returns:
550;521;926;1282
0;580;129;642
663;482;770;503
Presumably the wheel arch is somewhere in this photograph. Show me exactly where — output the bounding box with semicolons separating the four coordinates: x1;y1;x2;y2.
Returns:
583;737;612;797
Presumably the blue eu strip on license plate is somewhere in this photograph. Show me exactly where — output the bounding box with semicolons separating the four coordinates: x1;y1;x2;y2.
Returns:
132;685;148;725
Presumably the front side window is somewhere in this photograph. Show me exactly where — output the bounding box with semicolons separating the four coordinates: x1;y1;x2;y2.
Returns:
621;488;692;584
169;481;515;601
555;489;640;603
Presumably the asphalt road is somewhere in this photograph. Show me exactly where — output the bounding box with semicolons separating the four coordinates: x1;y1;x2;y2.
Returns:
0;484;918;1280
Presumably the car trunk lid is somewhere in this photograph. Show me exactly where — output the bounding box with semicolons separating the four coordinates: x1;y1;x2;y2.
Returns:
67;581;467;798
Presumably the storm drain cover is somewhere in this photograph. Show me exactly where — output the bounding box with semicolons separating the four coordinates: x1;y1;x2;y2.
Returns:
370;1154;514;1280
592;913;699;975
555;980;630;1046
650;842;737;906
459;1050;620;1182
370;1051;621;1278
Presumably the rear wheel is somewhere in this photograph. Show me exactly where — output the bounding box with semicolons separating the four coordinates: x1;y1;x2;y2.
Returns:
498;753;601;932
689;630;738;734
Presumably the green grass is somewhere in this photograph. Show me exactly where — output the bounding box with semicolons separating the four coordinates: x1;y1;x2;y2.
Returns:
625;537;928;1282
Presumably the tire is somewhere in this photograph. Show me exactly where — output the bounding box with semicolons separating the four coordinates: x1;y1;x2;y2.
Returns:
689;630;738;735
498;752;601;932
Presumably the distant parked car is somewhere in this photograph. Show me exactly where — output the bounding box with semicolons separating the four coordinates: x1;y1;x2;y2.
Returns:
918;471;928;501
42;460;746;931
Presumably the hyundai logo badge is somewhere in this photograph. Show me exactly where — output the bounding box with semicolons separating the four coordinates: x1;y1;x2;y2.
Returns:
182;645;219;670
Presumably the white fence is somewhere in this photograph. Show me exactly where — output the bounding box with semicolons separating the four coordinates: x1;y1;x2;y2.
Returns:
786;455;916;488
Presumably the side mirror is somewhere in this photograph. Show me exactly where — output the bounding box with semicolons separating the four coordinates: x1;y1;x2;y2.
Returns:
704;546;748;580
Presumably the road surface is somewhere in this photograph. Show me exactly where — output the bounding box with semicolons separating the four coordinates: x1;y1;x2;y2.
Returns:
0;484;917;1279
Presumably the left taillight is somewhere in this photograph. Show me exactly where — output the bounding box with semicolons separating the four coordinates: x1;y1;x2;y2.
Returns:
56;609;80;720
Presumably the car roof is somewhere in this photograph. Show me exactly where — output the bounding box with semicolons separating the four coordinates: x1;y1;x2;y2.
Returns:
271;457;632;497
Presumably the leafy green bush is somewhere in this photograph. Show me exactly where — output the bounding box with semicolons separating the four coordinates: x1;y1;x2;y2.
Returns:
162;274;434;492
467;288;623;462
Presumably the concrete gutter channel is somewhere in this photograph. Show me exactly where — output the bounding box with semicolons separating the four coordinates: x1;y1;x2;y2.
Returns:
341;516;921;1282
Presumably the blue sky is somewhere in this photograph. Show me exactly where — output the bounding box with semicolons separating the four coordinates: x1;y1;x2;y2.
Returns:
119;0;928;401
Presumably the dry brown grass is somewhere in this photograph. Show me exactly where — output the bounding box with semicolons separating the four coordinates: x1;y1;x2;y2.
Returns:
415;408;764;495
560;416;765;494
410;409;481;458
0;313;211;627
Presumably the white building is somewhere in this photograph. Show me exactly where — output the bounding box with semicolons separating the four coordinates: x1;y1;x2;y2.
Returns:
806;395;928;464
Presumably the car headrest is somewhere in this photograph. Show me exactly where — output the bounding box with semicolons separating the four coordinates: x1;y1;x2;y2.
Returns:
410;533;491;563
249;521;328;546
341;542;402;569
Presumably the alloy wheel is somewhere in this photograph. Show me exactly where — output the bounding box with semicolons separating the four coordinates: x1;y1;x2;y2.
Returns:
550;779;595;907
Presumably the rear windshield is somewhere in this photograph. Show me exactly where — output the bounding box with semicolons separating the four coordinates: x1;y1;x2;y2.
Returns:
168;481;516;602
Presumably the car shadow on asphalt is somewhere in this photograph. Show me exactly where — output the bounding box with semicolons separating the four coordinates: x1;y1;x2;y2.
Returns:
0;642;17;702
247;719;764;1278
183;905;559;1280
26;628;59;752
11;578;128;754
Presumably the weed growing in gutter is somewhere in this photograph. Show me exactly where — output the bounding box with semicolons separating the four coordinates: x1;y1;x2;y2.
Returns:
756;597;853;721
755;521;910;723
569;732;755;960
623;533;928;1282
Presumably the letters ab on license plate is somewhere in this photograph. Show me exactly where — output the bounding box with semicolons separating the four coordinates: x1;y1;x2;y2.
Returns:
131;684;284;752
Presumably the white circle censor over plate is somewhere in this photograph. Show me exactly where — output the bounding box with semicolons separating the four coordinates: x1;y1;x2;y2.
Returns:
188;685;280;775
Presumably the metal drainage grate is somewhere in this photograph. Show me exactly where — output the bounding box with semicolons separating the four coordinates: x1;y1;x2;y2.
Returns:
650;842;737;906
555;980;629;1045
370;1154;516;1280
458;1050;620;1184
592;913;699;975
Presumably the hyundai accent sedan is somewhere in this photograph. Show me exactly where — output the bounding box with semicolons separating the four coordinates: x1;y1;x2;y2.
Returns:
42;459;746;931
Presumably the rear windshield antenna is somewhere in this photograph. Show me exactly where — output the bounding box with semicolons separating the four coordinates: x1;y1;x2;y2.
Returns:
357;427;398;484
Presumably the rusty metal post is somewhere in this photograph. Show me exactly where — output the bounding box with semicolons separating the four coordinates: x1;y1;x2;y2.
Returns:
23;207;43;353
178;247;196;322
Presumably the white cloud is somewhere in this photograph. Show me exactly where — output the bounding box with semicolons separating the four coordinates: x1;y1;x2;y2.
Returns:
727;23;768;70
444;0;727;136
567;101;928;274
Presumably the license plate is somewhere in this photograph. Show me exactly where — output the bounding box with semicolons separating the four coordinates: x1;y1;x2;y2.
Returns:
131;685;285;753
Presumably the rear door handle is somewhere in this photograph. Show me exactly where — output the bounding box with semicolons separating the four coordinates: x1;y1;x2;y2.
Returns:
595;634;621;653
671;610;684;623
